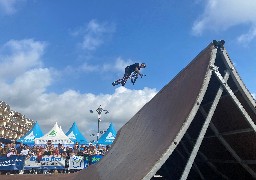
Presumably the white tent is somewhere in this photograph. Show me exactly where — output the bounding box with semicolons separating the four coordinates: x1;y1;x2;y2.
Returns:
34;122;74;145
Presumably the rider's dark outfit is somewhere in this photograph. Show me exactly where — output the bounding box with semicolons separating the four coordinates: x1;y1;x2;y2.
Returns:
124;63;140;78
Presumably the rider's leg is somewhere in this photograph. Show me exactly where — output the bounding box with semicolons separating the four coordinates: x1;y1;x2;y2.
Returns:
121;77;128;86
112;78;123;86
121;70;131;85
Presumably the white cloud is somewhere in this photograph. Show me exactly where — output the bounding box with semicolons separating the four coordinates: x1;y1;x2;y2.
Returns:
0;39;157;141
0;68;52;107
113;57;133;71
192;0;256;43
0;39;45;81
0;0;24;15
80;63;99;72
102;57;134;72
2;85;157;141
237;26;256;44
72;19;116;51
79;57;138;74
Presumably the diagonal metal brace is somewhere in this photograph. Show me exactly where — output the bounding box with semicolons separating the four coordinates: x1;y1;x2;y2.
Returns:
212;65;256;133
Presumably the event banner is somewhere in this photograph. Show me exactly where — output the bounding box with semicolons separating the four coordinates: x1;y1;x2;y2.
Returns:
0;155;104;171
24;155;66;170
89;155;103;165
69;155;87;170
69;155;103;170
0;155;25;170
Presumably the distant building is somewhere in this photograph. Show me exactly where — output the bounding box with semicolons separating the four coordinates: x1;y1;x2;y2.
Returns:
0;101;34;141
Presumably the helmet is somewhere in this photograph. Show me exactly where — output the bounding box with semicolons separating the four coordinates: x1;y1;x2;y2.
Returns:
141;63;146;68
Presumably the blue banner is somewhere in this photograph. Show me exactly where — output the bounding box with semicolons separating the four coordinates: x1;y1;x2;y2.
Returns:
0;155;103;171
0;155;25;170
24;155;65;170
90;155;103;165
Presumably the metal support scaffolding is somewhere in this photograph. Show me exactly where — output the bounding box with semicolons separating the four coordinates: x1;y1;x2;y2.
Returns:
198;68;256;178
180;69;229;180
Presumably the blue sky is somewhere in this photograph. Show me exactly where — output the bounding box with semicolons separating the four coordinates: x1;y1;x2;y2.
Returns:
0;0;256;141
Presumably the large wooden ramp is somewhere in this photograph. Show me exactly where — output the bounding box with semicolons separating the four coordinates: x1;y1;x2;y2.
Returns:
75;41;256;180
74;42;213;179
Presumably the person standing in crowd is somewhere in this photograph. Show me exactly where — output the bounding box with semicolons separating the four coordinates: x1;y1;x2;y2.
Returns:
73;143;80;155
59;144;65;156
53;147;60;156
2;143;11;156
66;146;73;157
36;148;44;163
0;142;3;155
20;146;30;157
7;148;16;157
16;143;24;154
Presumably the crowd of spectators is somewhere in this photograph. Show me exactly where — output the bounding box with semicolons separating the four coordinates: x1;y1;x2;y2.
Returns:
0;141;111;175
0;141;110;157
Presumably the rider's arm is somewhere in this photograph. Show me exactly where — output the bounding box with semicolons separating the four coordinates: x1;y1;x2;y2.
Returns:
135;67;142;76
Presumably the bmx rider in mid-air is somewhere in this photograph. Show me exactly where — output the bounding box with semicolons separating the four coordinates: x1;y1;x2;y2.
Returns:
112;63;146;86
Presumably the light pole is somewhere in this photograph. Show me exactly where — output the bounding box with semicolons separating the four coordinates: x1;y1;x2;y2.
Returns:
90;105;109;143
